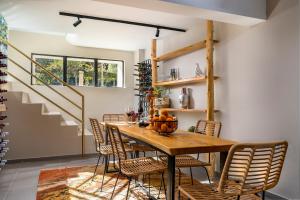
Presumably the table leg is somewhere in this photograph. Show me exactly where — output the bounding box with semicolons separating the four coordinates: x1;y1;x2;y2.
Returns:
167;155;175;200
220;151;228;172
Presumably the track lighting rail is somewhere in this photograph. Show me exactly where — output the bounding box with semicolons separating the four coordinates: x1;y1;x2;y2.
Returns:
59;11;186;33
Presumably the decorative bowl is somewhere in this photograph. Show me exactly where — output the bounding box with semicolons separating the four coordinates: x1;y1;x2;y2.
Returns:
153;120;178;136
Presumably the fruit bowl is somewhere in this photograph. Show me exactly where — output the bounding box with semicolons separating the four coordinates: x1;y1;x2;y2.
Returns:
153;120;178;136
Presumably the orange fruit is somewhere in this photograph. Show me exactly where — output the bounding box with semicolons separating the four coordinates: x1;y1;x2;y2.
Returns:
161;124;168;132
159;115;167;121
161;110;169;117
153;116;159;121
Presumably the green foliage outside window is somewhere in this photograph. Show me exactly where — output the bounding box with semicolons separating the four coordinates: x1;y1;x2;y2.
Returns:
32;54;124;88
98;62;118;87
67;58;94;86
33;56;63;85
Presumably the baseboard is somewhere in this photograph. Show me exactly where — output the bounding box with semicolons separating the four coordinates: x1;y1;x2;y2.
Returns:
7;153;98;163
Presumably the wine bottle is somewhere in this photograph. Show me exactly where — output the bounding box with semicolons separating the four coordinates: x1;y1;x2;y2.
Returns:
0;97;7;102
0;71;7;76
0;80;7;84
0;63;7;68
0;116;7;120
0;89;7;93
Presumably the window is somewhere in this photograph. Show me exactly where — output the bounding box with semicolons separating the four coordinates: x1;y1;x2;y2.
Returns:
97;60;123;87
67;57;95;87
32;55;63;85
31;54;124;88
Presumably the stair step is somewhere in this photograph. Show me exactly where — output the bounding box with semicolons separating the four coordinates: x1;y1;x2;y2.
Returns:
43;112;61;116
61;120;78;126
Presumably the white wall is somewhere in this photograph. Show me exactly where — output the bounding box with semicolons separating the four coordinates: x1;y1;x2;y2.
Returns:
8;30;135;139
152;0;300;198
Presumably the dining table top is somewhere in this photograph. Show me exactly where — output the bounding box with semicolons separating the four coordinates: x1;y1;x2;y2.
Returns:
101;122;237;156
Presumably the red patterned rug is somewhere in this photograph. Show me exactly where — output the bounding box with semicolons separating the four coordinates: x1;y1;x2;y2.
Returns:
36;164;195;200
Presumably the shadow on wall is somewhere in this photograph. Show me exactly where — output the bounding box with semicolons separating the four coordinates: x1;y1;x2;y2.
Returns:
267;0;280;17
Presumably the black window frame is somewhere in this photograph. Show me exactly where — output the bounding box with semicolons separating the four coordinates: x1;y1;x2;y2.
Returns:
31;53;125;88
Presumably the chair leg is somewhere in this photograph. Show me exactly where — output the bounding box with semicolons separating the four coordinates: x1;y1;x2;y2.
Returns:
110;171;120;200
101;155;105;164
189;167;194;185
162;173;166;198
262;191;265;200
157;172;164;199
178;168;182;185
237;195;240;200
126;177;132;200
100;155;108;191
203;167;211;184
93;154;101;180
148;174;151;197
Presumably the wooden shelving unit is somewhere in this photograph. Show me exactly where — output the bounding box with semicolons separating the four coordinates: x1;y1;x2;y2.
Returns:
150;20;218;178
151;20;217;121
154;76;218;87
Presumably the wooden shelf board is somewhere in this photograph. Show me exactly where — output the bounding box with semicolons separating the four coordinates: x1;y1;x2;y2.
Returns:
154;40;218;62
154;76;218;87
157;108;219;113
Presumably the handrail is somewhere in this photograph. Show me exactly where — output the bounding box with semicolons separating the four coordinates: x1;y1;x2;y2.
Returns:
6;71;82;122
0;38;83;97
8;58;82;110
1;37;86;156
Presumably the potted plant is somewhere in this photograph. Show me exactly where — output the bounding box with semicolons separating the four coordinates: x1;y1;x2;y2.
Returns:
153;87;170;108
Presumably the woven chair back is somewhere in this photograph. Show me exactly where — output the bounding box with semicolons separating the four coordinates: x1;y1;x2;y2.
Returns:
89;118;105;150
195;120;222;137
218;141;288;196
103;114;126;122
106;124;127;161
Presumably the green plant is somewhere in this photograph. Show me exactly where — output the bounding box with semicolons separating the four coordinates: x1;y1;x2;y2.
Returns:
153;86;168;98
188;126;195;132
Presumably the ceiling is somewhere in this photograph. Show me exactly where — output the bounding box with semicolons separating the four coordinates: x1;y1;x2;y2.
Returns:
0;0;201;51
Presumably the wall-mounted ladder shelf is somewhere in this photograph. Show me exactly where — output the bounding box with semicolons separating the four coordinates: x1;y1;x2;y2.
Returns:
151;20;218;118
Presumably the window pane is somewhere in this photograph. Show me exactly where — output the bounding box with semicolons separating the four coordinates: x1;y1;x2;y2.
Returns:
32;55;63;85
97;60;123;87
67;57;95;86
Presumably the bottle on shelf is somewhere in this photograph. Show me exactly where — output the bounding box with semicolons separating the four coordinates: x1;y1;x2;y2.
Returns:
179;87;189;109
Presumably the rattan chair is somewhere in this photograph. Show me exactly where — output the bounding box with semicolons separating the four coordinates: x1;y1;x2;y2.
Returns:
106;124;167;200
178;141;288;200
89;118;133;185
103;113;155;157
160;120;221;184
103;113;126;122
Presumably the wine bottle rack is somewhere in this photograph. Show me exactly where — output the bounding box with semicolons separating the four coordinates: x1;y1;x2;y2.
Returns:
134;59;152;117
0;42;8;172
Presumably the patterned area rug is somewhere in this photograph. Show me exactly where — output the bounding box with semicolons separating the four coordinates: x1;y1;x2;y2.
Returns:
36;164;198;200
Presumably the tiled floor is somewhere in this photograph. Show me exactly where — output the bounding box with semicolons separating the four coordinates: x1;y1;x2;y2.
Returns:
0;156;285;200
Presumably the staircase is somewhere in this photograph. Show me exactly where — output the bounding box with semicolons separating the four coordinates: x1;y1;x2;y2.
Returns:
4;91;84;159
0;37;89;159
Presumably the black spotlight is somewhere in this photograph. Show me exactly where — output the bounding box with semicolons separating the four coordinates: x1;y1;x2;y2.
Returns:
155;27;160;37
73;17;82;27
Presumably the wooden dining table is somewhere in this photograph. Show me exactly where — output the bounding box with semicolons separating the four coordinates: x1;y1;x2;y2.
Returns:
102;122;236;200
